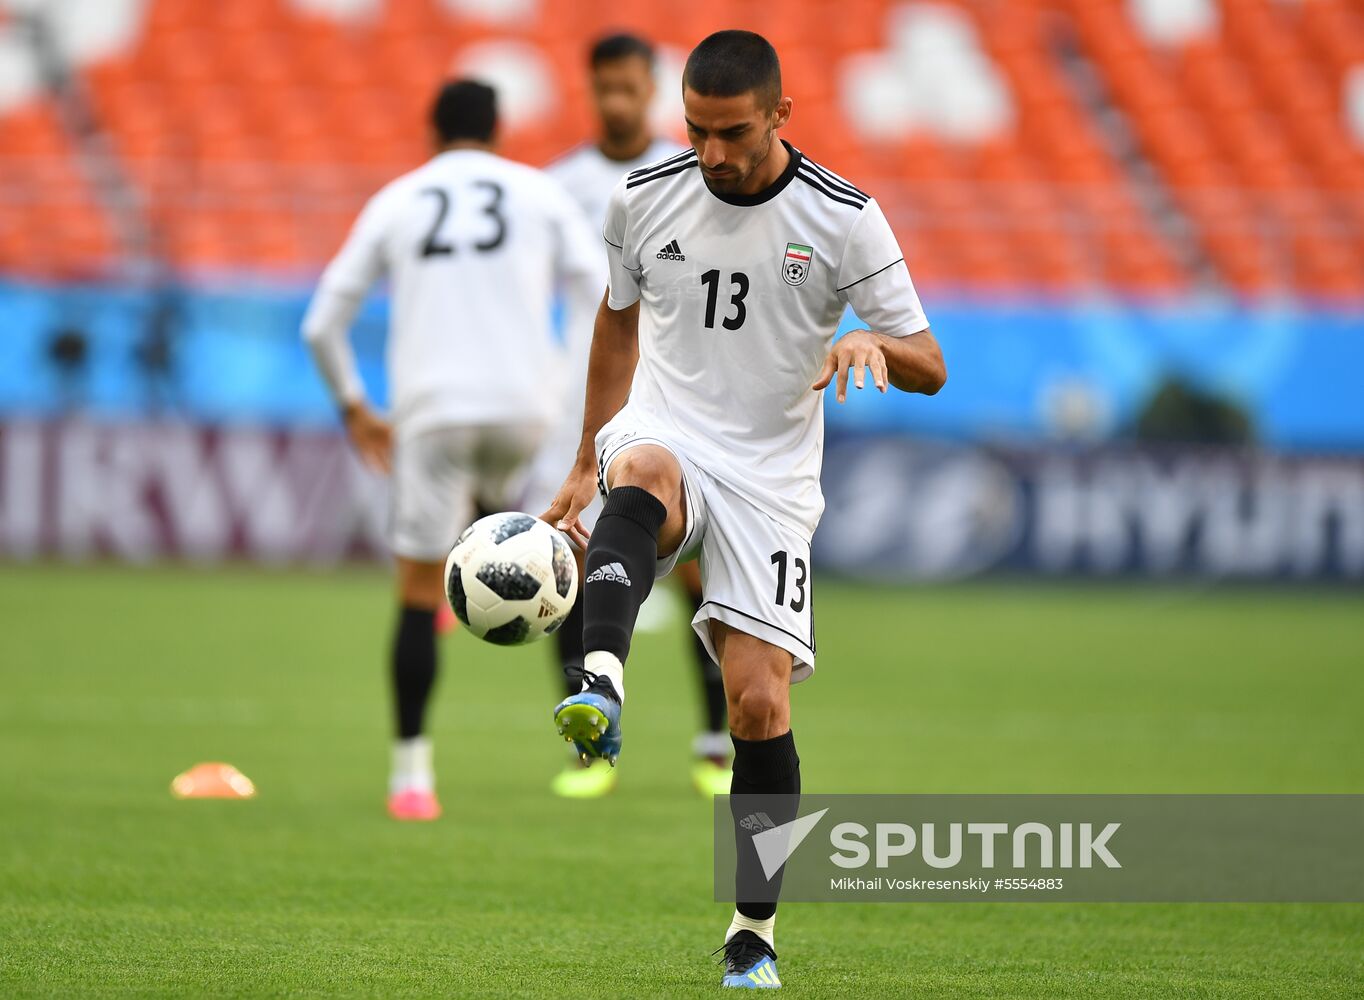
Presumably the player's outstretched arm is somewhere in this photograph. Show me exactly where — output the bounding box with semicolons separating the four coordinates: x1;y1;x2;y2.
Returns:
811;328;945;402
876;327;945;395
541;295;640;546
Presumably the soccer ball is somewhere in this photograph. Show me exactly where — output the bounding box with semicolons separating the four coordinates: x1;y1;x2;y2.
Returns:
443;512;577;645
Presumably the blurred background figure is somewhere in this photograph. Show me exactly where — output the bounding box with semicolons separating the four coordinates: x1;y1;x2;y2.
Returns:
300;78;602;821
532;32;732;801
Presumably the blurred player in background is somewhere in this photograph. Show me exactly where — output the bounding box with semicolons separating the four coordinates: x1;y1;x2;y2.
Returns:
302;80;603;821
531;33;732;800
543;31;944;987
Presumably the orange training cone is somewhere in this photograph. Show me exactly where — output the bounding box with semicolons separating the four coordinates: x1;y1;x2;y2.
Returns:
171;762;257;799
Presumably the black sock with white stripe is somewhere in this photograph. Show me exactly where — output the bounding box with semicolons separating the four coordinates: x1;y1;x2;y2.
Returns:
581;486;666;670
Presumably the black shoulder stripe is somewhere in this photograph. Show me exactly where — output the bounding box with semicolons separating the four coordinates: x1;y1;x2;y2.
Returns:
625;160;698;189
836;257;904;292
796;169;866;210
804;158;867;196
629;147;694;174
803;159;868;201
627;148;696;180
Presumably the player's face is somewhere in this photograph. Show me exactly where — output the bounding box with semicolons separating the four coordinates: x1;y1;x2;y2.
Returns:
683;88;791;195
591;55;655;142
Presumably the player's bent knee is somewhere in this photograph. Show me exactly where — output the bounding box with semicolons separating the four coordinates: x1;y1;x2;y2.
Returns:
608;448;682;507
727;684;789;741
605;448;687;555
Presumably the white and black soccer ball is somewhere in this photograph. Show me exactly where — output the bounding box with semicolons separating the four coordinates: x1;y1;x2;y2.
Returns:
443;512;577;645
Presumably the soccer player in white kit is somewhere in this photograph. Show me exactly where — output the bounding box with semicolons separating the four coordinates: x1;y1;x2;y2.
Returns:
302;80;603;822
532;32;733;800
541;32;946;988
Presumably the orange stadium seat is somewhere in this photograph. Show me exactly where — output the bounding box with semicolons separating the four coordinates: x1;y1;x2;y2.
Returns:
1297;0;1364;75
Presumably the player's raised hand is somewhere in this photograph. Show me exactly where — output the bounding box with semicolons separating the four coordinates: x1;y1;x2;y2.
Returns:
811;329;889;403
541;461;596;549
341;401;392;474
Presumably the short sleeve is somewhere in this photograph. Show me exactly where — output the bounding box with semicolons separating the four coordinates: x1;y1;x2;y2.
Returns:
602;177;642;311
836;199;929;338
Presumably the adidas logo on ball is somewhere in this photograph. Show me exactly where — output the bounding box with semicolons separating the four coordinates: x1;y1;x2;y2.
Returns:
585;562;631;586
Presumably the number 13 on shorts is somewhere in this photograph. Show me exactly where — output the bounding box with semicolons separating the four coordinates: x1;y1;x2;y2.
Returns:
769;549;808;613
694;502;816;683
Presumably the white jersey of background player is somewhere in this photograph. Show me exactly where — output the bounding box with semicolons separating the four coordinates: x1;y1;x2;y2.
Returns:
301;80;602;823
540;133;679;477
550;137;683;238
531;38;684;533
531;34;733;804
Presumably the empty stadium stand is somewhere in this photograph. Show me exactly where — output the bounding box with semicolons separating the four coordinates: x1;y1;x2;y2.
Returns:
0;0;1360;296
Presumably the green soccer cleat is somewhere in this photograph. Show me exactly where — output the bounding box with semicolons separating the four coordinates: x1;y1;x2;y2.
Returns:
553;672;623;764
691;758;732;797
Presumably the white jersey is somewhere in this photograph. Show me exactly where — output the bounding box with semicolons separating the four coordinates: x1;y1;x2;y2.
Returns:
602;141;929;536
302;149;603;439
547;138;686;233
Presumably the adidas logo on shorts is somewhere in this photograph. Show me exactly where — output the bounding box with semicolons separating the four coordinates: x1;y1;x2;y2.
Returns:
585;561;632;586
655;239;685;261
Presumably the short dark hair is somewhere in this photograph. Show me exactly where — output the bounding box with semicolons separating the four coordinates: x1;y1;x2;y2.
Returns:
590;32;654;69
682;30;781;108
430;79;497;143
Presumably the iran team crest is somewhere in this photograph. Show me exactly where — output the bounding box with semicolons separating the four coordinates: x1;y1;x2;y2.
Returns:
782;242;813;286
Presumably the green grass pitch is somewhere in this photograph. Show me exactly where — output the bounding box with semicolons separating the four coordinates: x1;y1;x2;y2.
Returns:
1;563;1361;997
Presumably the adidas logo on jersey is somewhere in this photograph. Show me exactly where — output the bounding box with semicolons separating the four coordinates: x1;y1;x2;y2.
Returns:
655;239;686;261
585;562;632;586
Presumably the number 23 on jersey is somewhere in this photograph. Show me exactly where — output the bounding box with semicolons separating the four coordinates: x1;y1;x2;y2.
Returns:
418;180;507;258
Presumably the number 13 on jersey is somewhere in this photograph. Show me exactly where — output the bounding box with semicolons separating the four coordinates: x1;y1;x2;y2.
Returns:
699;269;749;330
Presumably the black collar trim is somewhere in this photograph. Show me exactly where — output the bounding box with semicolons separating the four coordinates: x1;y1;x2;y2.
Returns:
706;140;802;207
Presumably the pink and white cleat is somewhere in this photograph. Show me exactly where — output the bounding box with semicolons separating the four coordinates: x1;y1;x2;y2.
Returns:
387;787;442;821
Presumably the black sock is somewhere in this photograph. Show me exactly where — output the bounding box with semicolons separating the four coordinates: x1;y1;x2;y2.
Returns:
555;590;587;699
392;605;437;740
688;593;728;738
732;730;801;921
582;486;666;665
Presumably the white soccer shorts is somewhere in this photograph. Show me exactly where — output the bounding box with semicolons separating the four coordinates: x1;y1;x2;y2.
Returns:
390;423;545;562
596;420;816;681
